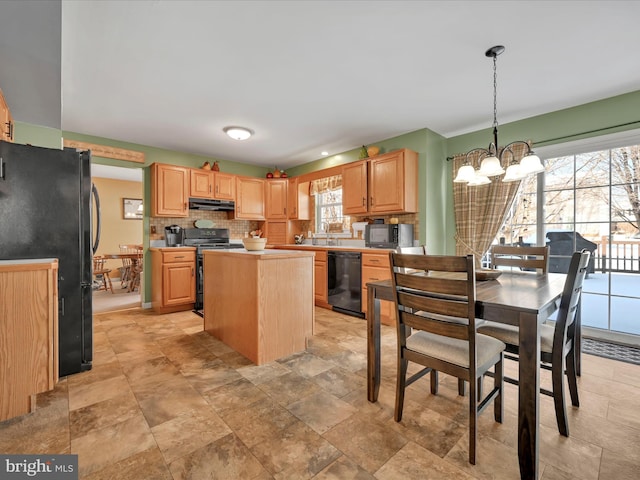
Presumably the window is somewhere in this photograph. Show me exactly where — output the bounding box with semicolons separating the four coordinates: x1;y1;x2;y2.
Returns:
494;132;640;341
315;188;350;234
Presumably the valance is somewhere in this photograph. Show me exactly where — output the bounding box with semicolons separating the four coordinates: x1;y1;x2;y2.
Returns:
309;175;342;196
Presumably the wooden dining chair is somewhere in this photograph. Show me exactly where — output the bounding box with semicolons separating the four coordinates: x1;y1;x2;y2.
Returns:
478;249;591;437
390;253;505;465
92;255;114;294
491;244;550;273
119;244;143;290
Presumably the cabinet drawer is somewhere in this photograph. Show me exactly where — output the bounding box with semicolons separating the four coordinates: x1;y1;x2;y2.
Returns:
314;250;327;262
362;252;390;268
362;265;391;284
162;251;195;263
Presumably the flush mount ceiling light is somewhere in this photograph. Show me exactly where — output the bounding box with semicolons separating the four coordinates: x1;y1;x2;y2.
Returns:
454;45;545;186
223;126;253;141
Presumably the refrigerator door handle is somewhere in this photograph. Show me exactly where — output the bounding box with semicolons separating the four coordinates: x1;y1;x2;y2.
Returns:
91;183;101;254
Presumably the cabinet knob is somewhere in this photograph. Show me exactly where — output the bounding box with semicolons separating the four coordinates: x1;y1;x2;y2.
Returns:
362;197;365;206
370;196;374;206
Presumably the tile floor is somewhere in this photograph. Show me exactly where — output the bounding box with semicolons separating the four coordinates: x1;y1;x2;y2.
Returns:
1;307;639;479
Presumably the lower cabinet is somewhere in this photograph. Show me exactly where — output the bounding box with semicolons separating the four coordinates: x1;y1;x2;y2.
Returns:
151;248;196;313
361;252;395;325
314;250;329;308
0;259;58;421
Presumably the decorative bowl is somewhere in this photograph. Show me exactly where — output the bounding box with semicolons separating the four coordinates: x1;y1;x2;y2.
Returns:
367;146;380;157
243;237;267;251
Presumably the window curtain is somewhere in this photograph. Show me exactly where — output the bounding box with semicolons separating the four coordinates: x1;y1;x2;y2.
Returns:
453;143;528;267
309;175;342;196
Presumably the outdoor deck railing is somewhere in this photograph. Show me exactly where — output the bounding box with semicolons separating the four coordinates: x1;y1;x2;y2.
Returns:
593;236;640;273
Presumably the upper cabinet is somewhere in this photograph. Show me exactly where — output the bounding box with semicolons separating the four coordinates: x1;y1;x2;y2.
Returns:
151;163;189;217
234;176;265;220
0;87;14;143
342;161;369;215
189;169;236;201
266;179;288;219
342;148;418;215
287;177;310;220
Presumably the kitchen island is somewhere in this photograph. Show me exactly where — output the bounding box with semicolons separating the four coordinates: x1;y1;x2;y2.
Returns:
202;248;315;365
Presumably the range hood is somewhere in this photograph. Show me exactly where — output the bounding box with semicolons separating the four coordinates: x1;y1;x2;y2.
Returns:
188;198;235;211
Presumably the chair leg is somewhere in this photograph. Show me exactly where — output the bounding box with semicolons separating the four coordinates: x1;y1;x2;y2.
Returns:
430;369;439;395
468;375;478;465
494;355;504;423
104;272;113;294
552;357;570;437
458;378;466;396
395;355;408;422
477;376;483;400
566;349;580;408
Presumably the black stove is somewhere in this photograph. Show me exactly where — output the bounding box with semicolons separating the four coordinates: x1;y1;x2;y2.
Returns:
185;228;244;313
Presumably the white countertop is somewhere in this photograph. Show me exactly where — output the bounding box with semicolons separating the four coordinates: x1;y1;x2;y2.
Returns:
0;258;58;265
202;248;315;257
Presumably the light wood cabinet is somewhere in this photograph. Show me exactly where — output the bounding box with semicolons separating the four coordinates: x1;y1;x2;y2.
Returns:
369;149;418;213
287;178;310;220
0;87;14;143
342;149;418;215
190;169;236;201
213;171;236;201
342;160;369;215
361;252;395;325
151;163;189;217
314;250;329;307
1;259;58;421
233;176;265;220
190;169;214;198
203;249;314;365
266;179;288;219
263;221;288;245
150;248;196;313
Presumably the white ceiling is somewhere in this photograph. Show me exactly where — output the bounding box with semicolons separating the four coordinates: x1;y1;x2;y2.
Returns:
3;1;640;170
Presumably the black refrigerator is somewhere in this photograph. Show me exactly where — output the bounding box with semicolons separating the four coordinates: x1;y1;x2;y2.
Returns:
0;140;94;377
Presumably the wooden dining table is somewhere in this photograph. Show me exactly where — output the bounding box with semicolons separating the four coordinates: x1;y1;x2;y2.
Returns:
366;271;567;480
101;252;143;292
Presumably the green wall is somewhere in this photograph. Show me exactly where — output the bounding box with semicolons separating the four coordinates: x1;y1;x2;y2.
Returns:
14;88;640;300
443;89;640;253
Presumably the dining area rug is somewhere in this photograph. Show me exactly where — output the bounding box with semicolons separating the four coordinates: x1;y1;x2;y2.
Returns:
582;337;640;366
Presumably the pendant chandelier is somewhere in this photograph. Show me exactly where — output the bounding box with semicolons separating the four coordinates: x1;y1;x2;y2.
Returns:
454;45;544;186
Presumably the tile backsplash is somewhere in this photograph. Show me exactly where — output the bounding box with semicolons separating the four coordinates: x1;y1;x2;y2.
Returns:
150;211;259;241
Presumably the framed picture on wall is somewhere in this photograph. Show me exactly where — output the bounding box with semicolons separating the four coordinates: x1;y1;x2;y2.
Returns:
123;198;143;220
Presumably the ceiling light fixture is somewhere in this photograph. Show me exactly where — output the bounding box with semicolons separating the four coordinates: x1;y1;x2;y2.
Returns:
223;126;253;141
321;151;329;156
454;45;544;186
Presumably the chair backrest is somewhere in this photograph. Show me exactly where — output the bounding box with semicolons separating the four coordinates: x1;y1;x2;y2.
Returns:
390;253;477;364
396;245;427;273
93;255;107;271
396;245;427;255
553;249;591;357
120;244;143;254
491;245;549;273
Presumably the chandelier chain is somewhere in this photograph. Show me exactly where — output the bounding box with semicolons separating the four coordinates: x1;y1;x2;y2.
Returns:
493;54;498;130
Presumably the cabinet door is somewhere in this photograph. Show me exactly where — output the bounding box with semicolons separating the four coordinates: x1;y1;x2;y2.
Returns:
369;149;418;214
190;169;214;198
151;164;189;217
315;259;327;304
369;153;404;213
235;177;265;220
287;178;310;220
266;179;288;219
213;172;235;200
361;253;395;325
342;161;368;214
162;262;195;306
266;221;287;244
0;87;14;142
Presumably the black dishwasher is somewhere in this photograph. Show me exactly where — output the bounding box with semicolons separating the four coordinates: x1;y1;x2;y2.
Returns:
328;251;364;318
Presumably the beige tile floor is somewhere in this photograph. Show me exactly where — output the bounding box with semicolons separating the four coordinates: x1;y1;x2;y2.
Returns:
1;307;639;479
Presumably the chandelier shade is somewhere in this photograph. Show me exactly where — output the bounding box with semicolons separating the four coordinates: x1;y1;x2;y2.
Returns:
454;45;544;186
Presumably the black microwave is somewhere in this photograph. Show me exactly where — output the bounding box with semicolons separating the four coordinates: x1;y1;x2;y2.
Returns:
364;224;414;249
